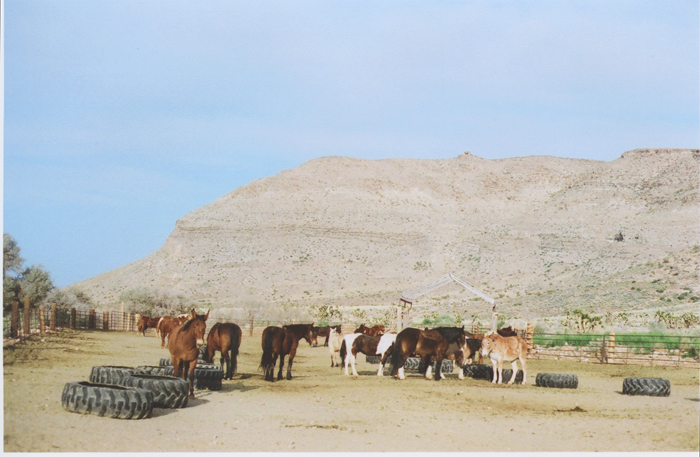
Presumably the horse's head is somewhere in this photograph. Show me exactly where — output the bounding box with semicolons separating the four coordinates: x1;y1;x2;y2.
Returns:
354;324;366;334
481;332;497;357
306;323;318;346
190;309;209;347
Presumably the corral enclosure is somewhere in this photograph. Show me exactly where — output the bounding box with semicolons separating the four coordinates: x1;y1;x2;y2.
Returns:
3;329;699;452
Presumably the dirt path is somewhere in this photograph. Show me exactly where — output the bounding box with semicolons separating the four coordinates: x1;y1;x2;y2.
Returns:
3;330;699;452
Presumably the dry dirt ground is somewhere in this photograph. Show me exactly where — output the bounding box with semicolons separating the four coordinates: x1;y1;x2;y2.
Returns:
3;329;699;452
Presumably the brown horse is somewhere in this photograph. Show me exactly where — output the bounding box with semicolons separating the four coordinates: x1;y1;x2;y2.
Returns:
354;323;386;336
390;327;467;381
137;316;160;337
157;315;189;348
312;325;342;347
497;326;519;337
168;309;209;396
203;322;242;380
259;323;316;382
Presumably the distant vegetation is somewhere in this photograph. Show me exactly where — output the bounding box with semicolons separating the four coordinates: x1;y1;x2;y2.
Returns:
3;233;55;312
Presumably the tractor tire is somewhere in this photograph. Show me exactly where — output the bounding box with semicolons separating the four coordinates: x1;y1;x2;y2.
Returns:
535;373;578;389
418;359;454;374
463;364;524;384
121;374;189;408
366;355;382;364
89;366;136;386
151;365;223;391
159;358;217;369
622;377;670;397
61;381;153;419
403;357;422;371
135;366;171;376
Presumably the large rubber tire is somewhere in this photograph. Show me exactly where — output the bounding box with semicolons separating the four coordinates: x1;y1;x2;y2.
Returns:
403;357;422;370
121;374;189;408
622;377;671;397
418;359;454;374
61;381;153;419
159;358;218;370
366;355;381;364
463;364;524;384
535;373;578;389
89;366;136;386
136;366;171;376
150;365;223;391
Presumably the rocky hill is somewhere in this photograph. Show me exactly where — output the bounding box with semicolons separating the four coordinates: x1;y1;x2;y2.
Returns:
74;148;699;324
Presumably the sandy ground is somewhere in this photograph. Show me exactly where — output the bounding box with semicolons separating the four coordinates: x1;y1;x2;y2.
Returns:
3;329;699;452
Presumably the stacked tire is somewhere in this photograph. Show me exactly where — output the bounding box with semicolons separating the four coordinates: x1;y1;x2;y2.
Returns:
121;374;189;408
154;360;223;391
62;381;153;419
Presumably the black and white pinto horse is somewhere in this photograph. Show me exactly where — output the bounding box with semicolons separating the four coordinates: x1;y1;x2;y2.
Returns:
339;332;397;376
390;327;468;381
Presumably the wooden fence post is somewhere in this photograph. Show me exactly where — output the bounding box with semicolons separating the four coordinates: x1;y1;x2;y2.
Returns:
526;322;535;354
50;303;57;331
103;311;109;331
10;301;19;338
23;296;31;337
250;315;254;336
120;302;125;331
607;332;616;364
70;308;77;330
126;313;132;331
39;306;46;335
134;313;141;333
88;309;96;329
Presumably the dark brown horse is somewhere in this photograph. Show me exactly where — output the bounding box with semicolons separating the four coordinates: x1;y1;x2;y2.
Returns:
390;326;467;381
137;316;160;337
312;325;342;347
354;323;386;336
497;326;519;337
157;315;189;348
168;309;209;396
259;323;316;382
203;322;242;380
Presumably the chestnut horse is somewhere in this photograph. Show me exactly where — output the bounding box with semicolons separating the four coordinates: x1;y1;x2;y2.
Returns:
157;315;190;348
168;309;209;396
390;327;467;381
312;325;342;347
137;316;160;336
354;324;386;336
203;322;242;380
259;324;316;382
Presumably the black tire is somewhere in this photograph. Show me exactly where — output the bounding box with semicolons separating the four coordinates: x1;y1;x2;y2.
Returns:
153;365;223;391
622;377;671;397
403;357;422;370
89;366;136;386
463;364;493;380
121;374;189;408
366;355;382;364
536;373;578;389
417;359;454;374
136;366;172;376
159;358;218;370
61;381;153;419
463;364;523;384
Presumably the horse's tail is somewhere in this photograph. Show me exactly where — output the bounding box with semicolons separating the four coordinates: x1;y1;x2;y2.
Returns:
259;328;275;372
390;331;404;376
155;317;164;338
230;327;240;375
339;339;347;370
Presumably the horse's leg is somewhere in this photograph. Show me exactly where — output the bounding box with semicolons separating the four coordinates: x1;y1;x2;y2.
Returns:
161;332;166;348
266;354;278;382
350;351;358;376
172;356;180;378
520;355;527;384
508;360;518;384
278;354;286;380
286;344;298;380
422;355;433;380
497;358;504;384
435;355;445;381
324;336;329;347
188;361;196;397
490;358;498;383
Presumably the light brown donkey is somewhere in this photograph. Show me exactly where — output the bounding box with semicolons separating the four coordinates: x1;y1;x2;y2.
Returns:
480;332;527;384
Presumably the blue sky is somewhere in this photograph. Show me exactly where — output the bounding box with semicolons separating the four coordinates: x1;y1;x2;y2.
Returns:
3;1;699;288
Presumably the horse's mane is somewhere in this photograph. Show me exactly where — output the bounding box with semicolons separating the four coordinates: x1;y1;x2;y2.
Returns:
182;315;203;331
432;326;465;343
